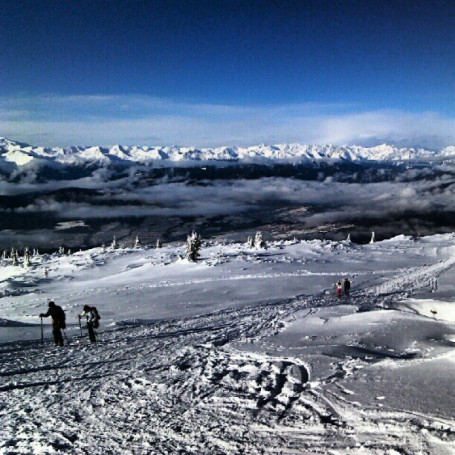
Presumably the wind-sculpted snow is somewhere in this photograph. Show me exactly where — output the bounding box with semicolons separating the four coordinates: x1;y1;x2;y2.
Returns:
1;290;453;453
0;236;455;453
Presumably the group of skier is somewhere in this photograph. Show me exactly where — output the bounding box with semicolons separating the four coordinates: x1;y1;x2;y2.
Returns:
39;300;100;347
39;278;351;347
336;277;351;298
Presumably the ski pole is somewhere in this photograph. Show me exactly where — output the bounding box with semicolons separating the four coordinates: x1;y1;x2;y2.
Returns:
62;329;69;343
78;316;83;337
40;316;44;344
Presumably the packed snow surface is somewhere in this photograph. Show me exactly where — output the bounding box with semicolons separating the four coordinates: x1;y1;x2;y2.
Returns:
1;137;454;168
1;234;455;454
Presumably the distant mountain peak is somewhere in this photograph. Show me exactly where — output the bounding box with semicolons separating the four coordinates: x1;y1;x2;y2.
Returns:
0;137;454;169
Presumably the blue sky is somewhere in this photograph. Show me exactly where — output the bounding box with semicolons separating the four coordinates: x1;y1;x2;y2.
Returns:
1;0;454;147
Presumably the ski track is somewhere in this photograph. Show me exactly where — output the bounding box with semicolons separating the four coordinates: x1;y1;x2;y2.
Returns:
1;257;455;454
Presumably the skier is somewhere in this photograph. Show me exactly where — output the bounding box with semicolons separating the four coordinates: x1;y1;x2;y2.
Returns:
336;280;343;298
39;300;66;346
79;305;100;343
343;277;351;296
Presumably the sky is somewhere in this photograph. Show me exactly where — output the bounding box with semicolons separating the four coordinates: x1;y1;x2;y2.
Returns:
1;0;454;148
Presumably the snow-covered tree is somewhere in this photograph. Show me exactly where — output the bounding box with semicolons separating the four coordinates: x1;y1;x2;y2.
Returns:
134;236;141;248
156;239;162;249
2;250;7;260
370;231;375;244
23;248;31;268
186;232;201;262
111;236;118;249
67;249;72;255
58;246;65;255
254;231;266;249
11;248;18;266
247;236;254;249
346;233;351;242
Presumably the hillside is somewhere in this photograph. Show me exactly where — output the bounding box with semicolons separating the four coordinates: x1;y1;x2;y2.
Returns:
1;235;454;453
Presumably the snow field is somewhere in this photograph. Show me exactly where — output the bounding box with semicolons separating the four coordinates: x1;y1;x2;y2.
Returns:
0;235;454;453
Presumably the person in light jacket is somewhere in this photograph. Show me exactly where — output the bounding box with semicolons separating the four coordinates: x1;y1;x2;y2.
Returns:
79;305;100;343
336;280;342;298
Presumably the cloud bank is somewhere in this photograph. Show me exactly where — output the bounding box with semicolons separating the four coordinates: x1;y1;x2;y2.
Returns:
1;95;454;149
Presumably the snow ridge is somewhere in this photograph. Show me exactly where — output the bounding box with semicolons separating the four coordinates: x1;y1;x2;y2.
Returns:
1;137;454;168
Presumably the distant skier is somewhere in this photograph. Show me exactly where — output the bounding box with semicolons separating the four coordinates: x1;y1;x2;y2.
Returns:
39;300;66;346
79;305;100;343
343;277;351;297
336;280;342;298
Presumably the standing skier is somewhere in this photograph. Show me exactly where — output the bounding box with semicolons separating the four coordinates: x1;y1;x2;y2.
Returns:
79;305;100;343
39;300;66;346
336;280;343;298
343;277;351;297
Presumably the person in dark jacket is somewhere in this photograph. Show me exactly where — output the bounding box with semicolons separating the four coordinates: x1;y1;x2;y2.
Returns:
79;305;100;342
40;300;66;346
343;277;351;297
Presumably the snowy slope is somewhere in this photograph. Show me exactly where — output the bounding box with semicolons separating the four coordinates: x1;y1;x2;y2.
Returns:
1;235;455;453
1;137;455;169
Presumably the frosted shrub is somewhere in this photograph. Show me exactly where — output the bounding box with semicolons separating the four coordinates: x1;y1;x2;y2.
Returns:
247;236;254;249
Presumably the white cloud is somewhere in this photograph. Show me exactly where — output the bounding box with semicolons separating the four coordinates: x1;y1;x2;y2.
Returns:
0;94;454;148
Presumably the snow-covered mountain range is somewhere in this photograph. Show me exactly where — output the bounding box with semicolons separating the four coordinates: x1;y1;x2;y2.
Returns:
1;137;455;168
